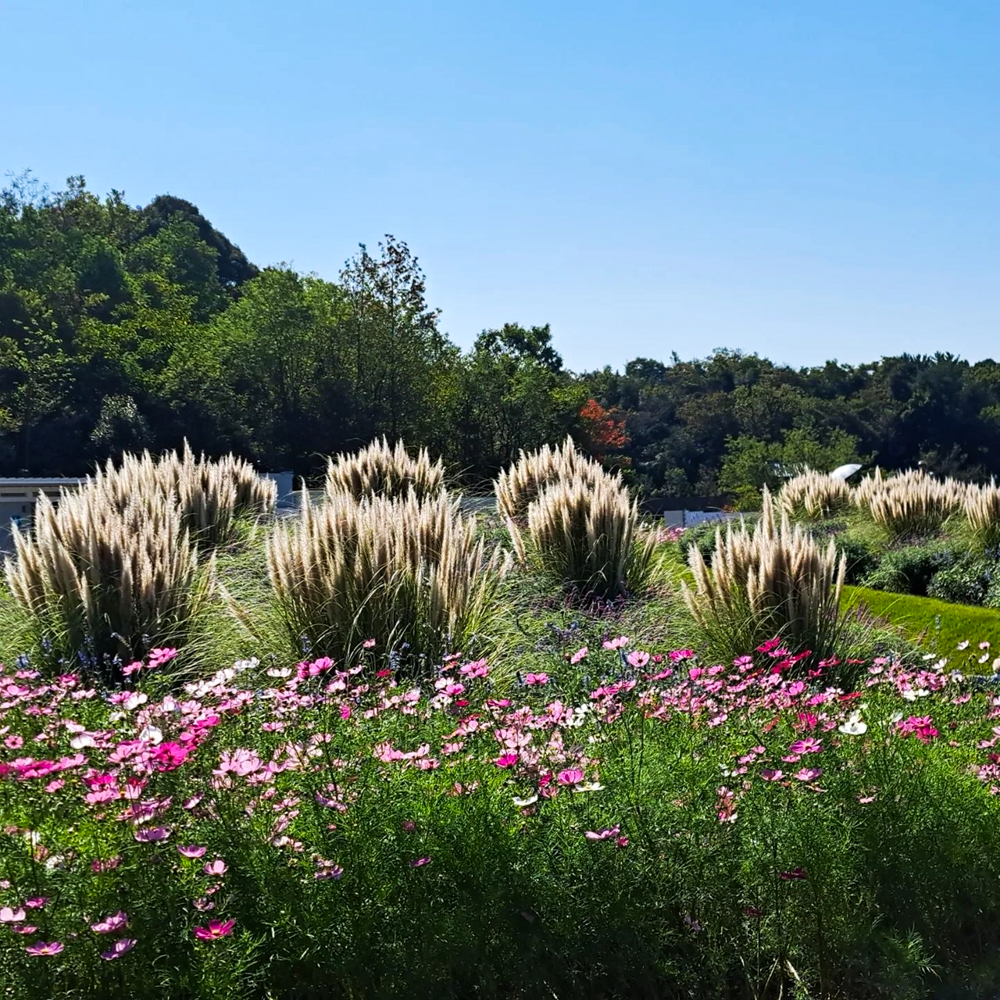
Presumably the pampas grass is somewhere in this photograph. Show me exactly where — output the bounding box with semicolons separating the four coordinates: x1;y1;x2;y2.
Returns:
325;437;445;502
683;488;846;662
779;469;852;520
495;437;605;524
963;479;1000;551
506;472;657;599
87;443;275;548
4;485;213;678
267;489;510;666
855;469;965;538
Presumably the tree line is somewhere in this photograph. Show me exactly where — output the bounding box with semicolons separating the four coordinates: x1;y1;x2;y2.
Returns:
3;174;1000;501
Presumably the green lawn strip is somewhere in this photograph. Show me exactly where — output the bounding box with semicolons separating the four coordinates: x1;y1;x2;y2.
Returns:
843;584;1000;662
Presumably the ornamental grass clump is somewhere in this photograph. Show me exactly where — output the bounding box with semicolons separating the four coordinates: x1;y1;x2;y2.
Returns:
87;443;276;548
684;489;846;662
963;479;1000;551
3;484;212;677
325;437;445;502
778;469;852;520
510;473;657;599
857;468;966;539
495;436;605;524
267;489;510;665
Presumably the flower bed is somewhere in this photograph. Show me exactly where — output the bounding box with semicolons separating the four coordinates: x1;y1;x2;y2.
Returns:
3;640;1000;998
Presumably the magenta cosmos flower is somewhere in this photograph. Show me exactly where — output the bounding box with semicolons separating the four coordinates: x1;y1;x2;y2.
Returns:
101;938;136;961
409;857;431;868
193;919;235;940
91;911;128;933
556;768;584;786
25;941;63;956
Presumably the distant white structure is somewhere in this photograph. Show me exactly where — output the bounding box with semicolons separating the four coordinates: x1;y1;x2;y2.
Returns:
830;463;863;481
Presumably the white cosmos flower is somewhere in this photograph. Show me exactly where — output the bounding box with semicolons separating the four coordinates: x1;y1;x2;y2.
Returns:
123;692;147;711
513;795;538;807
838;711;867;736
576;781;604;793
70;734;96;750
139;725;163;745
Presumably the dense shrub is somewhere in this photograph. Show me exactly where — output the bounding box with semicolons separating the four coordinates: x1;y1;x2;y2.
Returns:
325;437;445;502
861;542;954;597
832;531;881;584
926;556;998;606
267;489;509;665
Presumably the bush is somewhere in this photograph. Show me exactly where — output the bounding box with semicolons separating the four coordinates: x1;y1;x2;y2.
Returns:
267;489;510;665
495;436;604;523
683;488;846;662
3;486;212;679
832;531;881;584
861;542;954;597
325;437;445;502
509;473;657;599
927;556;998;606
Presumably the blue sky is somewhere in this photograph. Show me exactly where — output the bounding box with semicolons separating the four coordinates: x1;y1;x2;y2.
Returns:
3;1;998;371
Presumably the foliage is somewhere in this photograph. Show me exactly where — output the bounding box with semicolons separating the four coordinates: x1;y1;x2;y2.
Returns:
6;637;1000;997
860;541;955;597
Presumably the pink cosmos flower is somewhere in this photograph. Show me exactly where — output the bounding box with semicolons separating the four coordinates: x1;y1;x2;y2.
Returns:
602;636;630;650
794;768;823;782
788;737;823;755
556;768;584;786
25;941;63;956
203;859;227;877
134;826;171;842
585;825;621;841
193;918;235;940
100;938;136;961
147;647;178;669
177;845;207;859
409;856;431;868
362;638;376;648
23;897;48;909
91;912;128;933
626;651;650;668
0;907;26;923
524;673;549;686
760;769;783;782
570;647;588;664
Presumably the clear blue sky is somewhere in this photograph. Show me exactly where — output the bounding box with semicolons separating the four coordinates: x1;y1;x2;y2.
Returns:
3;1;998;372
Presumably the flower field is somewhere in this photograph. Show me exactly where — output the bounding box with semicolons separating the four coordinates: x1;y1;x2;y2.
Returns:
4;635;1000;998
